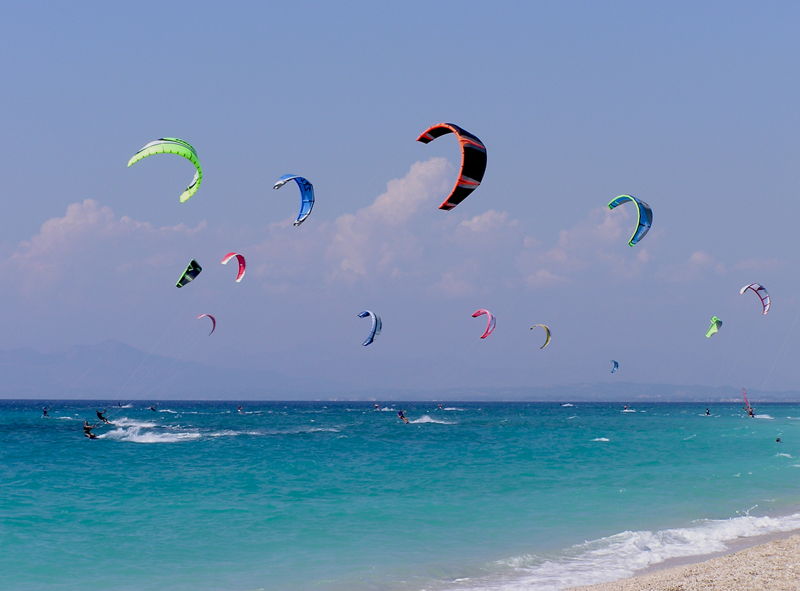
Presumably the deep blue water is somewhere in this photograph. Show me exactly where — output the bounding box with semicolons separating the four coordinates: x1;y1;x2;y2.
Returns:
2;400;800;591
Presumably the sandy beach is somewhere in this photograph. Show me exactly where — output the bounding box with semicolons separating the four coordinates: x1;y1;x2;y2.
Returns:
567;534;800;591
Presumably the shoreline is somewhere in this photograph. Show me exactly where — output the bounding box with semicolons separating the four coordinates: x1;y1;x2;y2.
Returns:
566;533;800;591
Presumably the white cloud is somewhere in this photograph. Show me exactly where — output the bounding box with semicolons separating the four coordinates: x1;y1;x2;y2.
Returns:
6;199;206;288
458;210;514;233
326;158;453;278
659;250;726;282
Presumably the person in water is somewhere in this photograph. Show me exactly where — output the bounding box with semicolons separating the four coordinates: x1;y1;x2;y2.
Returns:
398;410;409;424
42;407;49;417
374;404;380;411
623;405;628;411
96;410;109;424
706;409;710;416
149;406;156;412
749;408;755;417
438;404;443;410
238;406;243;414
83;421;97;439
777;437;782;443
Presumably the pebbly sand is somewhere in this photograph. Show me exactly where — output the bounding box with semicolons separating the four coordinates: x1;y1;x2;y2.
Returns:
567;534;800;591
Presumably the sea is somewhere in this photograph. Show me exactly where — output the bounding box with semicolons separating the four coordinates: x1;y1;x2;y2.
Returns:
3;400;800;591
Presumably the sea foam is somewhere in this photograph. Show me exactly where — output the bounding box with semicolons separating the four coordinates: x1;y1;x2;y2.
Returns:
457;512;800;591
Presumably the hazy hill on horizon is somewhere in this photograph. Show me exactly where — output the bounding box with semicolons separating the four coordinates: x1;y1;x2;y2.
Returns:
0;340;798;403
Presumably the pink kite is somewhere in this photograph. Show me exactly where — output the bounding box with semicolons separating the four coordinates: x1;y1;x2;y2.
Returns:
221;252;246;282
472;309;496;339
197;314;216;335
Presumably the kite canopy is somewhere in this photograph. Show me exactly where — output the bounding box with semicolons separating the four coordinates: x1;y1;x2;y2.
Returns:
706;316;722;338
417;123;487;211
611;360;619;373
472;309;496;339
358;310;382;346
221;252;246;282
127;138;202;203
530;324;551;349
197;314;216;335
607;195;653;246
273;175;315;226
177;259;202;288
739;283;770;315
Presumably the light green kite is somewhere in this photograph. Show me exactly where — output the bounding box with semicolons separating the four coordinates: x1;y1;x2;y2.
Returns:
705;316;722;338
128;138;202;203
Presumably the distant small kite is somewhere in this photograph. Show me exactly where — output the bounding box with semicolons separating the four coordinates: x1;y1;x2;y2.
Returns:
530;324;551;349
358;311;382;346
197;314;216;335
221;252;246;283
706;316;722;338
607;195;653;246
177;259;202;288
472;309;496;339
739;284;770;315
611;360;619;373
273;175;314;226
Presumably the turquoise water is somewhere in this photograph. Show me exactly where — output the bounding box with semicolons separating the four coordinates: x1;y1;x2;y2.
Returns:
3;400;800;591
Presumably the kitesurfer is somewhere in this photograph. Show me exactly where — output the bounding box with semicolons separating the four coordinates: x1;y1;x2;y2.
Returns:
398;410;409;424
624;405;628;411
777;438;782;443
83;421;97;439
238;406;243;414
42;407;49;417
749;408;755;418
706;409;710;416
96;410;109;424
374;404;380;411
149;406;157;412
438;404;443;410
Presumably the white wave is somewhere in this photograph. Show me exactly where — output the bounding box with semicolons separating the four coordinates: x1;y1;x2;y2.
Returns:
208;430;264;438
112;417;157;428
55;416;76;420
98;426;200;444
591;437;610;442
567;416;578;419
561;403;574;407
159;409;178;413
443;407;466;411
379;407;396;412
621;409;636;413
755;414;774;419
683;434;697;441
776;453;793;458
117;404;132;408
409;415;454;424
453;512;800;591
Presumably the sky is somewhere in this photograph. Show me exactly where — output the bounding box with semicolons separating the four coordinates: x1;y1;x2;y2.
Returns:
2;1;800;393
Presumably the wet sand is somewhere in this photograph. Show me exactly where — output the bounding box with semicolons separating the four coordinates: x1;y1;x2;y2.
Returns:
567;534;800;591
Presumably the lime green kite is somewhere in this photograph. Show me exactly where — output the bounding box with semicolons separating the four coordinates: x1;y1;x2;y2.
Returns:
128;138;202;203
705;316;722;338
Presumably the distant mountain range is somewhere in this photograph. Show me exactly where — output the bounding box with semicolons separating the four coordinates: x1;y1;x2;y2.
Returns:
1;340;799;402
0;339;342;399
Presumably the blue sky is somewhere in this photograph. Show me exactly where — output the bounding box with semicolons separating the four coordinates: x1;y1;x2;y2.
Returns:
2;2;800;392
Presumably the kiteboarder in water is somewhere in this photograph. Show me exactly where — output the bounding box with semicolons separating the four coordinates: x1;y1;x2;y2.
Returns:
706;409;710;416
238;406;243;414
42;407;49;417
96;410;109;424
398;410;409;424
149;406;157;412
83;421;97;439
374;404;380;411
